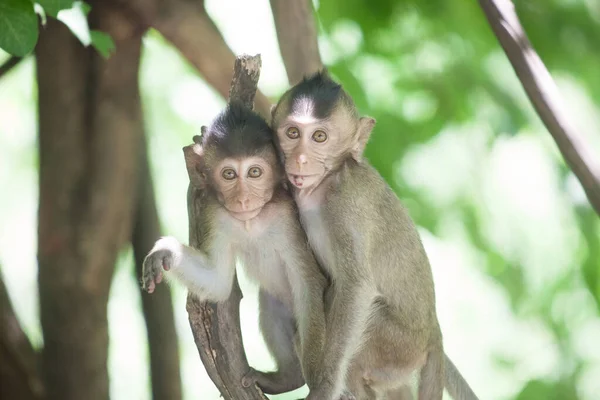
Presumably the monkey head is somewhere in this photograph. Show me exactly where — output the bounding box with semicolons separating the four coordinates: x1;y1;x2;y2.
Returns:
271;71;375;190
184;103;282;221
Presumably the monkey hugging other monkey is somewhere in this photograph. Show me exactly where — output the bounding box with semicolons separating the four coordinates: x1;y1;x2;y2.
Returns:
271;72;479;400
142;103;328;395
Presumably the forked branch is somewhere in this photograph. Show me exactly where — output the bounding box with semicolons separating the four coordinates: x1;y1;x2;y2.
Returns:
184;55;268;400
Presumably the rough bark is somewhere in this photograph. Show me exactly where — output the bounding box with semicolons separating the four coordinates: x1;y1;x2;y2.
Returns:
479;0;600;215
36;3;143;398
184;55;268;400
132;133;182;400
269;0;323;85
114;0;272;115
0;273;44;400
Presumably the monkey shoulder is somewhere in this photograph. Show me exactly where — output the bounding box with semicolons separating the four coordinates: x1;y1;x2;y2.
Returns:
324;161;388;219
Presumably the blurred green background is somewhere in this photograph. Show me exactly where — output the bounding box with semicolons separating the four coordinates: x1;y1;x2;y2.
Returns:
1;0;599;399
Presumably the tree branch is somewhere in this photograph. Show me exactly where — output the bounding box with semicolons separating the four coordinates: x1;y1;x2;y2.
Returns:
479;0;600;215
0;56;23;79
132;114;182;400
114;0;271;116
0;272;44;400
269;0;322;85
184;55;268;400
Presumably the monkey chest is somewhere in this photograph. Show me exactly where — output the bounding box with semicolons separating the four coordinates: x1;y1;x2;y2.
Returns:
298;208;335;276
235;236;291;301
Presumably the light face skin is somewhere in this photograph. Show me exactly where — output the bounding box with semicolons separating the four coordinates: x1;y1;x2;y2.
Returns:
274;100;374;194
211;156;276;221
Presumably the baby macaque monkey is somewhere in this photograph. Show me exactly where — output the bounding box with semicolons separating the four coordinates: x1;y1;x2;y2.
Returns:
142;103;328;394
271;72;479;400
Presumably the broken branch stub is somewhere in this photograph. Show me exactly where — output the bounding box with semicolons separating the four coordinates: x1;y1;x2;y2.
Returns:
184;54;269;400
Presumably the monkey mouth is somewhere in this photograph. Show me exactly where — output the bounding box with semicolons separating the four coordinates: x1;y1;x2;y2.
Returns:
288;173;317;188
228;207;263;221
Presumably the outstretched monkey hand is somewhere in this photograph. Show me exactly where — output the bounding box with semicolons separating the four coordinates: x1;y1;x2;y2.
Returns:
142;236;182;293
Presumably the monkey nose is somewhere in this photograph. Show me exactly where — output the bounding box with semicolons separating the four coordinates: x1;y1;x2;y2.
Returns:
296;154;308;168
238;198;250;210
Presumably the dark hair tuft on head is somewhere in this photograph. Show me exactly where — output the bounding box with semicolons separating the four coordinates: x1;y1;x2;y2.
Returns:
286;70;354;118
202;102;274;158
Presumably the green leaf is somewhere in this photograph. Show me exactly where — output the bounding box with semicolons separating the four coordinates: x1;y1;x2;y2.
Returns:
90;30;115;59
0;0;38;57
36;0;75;18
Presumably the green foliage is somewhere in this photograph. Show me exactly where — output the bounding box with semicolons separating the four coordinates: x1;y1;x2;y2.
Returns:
316;1;600;398
90;30;115;59
0;0;112;58
0;0;38;56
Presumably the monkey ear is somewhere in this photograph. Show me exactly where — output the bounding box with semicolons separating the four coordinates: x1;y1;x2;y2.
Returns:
351;117;376;162
270;104;277;119
183;143;207;189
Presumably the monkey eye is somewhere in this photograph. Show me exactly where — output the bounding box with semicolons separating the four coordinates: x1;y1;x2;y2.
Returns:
222;168;237;180
248;166;263;178
312;130;327;143
286;127;300;139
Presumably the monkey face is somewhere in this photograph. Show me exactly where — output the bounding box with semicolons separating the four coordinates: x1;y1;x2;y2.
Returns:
211;156;276;221
273;102;359;190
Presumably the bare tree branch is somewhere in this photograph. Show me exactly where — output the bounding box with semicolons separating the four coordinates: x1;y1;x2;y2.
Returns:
114;0;271;116
479;0;600;215
0;272;44;400
0;56;23;79
184;55;268;400
269;0;322;85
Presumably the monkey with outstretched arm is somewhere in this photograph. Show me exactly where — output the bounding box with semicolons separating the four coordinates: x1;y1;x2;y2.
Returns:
142;103;328;394
271;72;479;400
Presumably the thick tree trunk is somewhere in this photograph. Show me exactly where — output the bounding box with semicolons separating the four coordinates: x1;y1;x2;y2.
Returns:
36;3;143;397
132;134;182;400
0;273;44;400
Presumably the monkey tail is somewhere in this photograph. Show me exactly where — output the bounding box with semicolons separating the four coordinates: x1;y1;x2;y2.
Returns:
444;354;479;400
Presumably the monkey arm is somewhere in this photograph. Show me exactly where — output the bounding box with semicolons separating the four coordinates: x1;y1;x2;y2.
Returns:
285;249;328;389
143;236;236;302
312;277;375;399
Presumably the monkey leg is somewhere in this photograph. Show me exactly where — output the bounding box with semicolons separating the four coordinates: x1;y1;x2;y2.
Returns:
417;347;444;400
385;385;414;400
344;307;431;400
242;290;305;394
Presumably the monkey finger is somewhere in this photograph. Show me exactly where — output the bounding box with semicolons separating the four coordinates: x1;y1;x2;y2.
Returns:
162;253;172;271
155;270;163;284
145;280;155;294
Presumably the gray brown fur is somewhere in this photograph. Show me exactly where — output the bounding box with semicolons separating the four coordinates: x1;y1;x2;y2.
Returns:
142;105;328;394
271;72;479;400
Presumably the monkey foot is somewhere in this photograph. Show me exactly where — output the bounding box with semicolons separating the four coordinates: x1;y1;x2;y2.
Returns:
241;368;257;388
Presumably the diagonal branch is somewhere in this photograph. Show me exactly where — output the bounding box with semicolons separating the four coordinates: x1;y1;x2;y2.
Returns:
0;56;23;79
269;0;322;85
0;272;44;400
113;0;271;116
479;0;600;215
184;55;268;400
